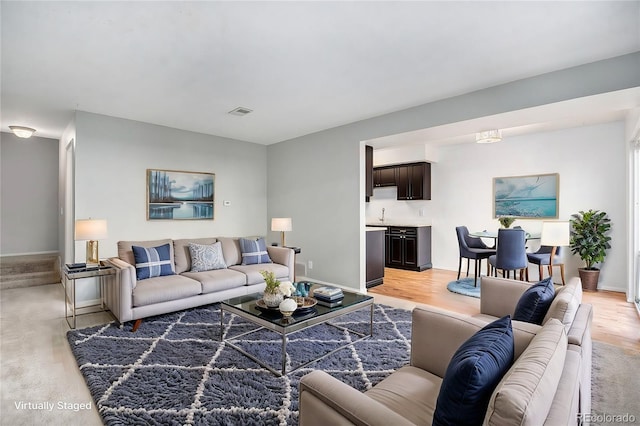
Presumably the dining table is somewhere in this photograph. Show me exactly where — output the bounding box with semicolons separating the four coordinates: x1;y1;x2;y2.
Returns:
469;230;541;249
470;230;541;240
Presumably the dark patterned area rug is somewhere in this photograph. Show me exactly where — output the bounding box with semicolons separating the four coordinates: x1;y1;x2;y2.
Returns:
67;304;411;425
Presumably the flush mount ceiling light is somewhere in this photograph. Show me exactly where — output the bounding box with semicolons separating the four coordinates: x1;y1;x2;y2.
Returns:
9;126;36;138
228;107;253;116
476;129;502;144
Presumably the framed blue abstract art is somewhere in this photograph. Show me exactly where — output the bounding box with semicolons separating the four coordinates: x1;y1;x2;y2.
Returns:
493;173;559;218
147;169;215;220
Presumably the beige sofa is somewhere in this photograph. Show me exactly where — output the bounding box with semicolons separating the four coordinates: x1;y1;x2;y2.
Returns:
105;237;294;330
473;275;592;416
299;305;582;425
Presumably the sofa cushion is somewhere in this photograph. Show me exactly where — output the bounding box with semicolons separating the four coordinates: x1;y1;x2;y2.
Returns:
366;365;441;425
239;237;272;265
118;239;174;267
513;277;555;325
217;237;242;266
173;237;217;274
229;263;290;285
132;274;201;306
543;277;582;329
433;316;514;426
132;243;175;280
188;241;227;272
484;319;567;425
182;269;247;293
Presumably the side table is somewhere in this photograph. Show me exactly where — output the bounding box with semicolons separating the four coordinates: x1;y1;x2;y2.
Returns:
62;261;117;329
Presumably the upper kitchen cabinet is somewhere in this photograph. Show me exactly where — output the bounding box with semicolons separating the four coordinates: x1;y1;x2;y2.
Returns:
396;162;431;200
365;145;373;201
373;166;397;187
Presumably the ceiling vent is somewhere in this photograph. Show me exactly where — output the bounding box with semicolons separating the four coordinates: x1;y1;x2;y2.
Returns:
228;107;253;116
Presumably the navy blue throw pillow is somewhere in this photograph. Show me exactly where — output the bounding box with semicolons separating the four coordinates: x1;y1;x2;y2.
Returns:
239;237;272;265
433;316;515;426
132;243;175;280
512;277;555;325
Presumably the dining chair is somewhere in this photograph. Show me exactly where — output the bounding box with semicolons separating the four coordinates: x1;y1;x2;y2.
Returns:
489;228;528;280
526;245;566;285
455;226;496;285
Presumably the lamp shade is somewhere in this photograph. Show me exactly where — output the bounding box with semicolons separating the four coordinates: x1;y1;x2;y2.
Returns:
540;221;570;246
271;217;292;232
75;219;108;241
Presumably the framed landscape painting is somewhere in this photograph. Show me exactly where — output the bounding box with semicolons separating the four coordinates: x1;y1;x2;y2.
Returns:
147;169;215;220
493;173;558;218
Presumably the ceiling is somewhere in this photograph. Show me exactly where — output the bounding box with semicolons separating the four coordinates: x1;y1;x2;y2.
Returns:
2;1;639;145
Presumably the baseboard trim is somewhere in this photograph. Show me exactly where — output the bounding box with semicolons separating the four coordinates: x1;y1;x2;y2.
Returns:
0;250;59;258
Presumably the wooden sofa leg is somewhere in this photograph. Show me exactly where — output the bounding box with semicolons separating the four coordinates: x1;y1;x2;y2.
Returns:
132;319;142;332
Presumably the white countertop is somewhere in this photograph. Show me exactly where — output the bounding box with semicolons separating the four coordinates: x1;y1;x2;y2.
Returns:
365;226;387;232
366;220;432;227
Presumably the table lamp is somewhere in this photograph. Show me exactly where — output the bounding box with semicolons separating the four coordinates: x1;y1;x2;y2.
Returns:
75;219;108;267
271;217;292;247
540;221;570;266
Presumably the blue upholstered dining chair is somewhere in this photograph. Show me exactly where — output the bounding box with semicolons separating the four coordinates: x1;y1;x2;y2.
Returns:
527;245;566;285
489;228;528;280
455;226;496;286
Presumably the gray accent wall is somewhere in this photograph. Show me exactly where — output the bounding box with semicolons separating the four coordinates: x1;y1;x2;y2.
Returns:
71;112;268;261
1;132;59;255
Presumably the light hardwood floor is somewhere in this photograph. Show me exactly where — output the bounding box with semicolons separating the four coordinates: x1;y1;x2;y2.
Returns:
370;268;640;353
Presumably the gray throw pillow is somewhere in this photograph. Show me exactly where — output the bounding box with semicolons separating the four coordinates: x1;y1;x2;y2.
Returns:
188;242;227;272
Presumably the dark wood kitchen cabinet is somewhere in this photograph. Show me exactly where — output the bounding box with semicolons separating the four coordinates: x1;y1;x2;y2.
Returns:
365;145;373;201
385;226;432;271
373;166;397;187
366;228;385;288
396;162;431;200
372;162;431;200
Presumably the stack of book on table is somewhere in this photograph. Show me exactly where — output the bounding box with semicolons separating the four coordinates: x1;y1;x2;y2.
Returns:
313;286;344;308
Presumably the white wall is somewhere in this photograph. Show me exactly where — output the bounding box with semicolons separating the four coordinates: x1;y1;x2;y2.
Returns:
1;132;59;255
72;112;268;260
432;122;627;291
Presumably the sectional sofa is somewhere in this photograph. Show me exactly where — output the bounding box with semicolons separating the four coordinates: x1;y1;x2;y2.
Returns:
300;305;583;425
105;237;294;330
299;276;592;425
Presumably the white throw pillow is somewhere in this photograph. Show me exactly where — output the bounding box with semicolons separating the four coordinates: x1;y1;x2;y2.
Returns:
188;242;227;272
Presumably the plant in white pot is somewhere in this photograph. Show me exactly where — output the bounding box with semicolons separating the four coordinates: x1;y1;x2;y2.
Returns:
569;209;612;291
260;270;295;307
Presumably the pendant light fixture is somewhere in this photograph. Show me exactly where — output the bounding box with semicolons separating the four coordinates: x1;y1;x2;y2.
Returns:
476;129;502;144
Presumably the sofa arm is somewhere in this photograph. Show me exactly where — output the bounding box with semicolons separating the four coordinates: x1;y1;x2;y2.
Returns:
480;276;530;317
567;304;592;346
104;257;136;323
299;370;414;426
267;246;294;281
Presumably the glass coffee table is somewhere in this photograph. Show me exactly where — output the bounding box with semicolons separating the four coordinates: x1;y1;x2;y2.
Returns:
220;289;374;376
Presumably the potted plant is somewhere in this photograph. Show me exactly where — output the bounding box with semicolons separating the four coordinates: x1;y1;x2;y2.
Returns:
569;209;612;291
260;270;295;307
497;216;516;228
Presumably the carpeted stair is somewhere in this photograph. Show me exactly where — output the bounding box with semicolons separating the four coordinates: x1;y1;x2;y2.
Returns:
0;253;60;290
